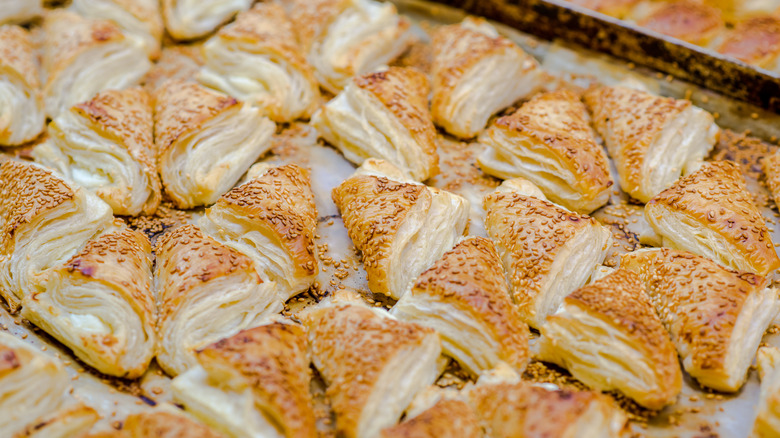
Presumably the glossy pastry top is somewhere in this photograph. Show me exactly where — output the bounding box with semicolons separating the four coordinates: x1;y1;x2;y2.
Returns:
718;15;780;67
638;1;724;44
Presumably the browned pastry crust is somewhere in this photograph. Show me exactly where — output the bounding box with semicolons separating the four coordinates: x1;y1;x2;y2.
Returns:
718;15;780;68
645;160;780;276
638;1;725;45
143;45;204;93
380;399;483;438
286;0;350;53
0;25;39;91
765;151;780;211
88;411;223;438
0;25;43;146
565;0;641;18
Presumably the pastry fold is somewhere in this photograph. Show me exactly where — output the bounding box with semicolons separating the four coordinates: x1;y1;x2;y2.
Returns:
42;10;151;119
0;25;45;146
162;0;253;41
0;160;114;312
754;346;780;438
155;225;283;376
391;236;530;375
173;322;317;438
380;399;482;438
621;248;780;392
302;291;442;438
199;3;320;122
154;80;275;209
431;18;542;139
717;15;780;68
645;160;780;275
33;87;161;216
332;174;469;299
584;85;718;202
0;0;42;25
537;269;682;410
70;0;163;60
483;188;611;329
199;164;318;302
478;90;613;213
313;67;439;181
289;0;414;93
21;226;156;378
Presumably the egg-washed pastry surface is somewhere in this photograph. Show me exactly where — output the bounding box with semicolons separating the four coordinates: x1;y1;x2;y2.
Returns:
85;408;223;438
0;25;45;147
380;398;483;438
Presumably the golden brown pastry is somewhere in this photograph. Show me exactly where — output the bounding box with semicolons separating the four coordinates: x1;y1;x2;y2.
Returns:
637;1;725;45
162;0;253;41
380;399;483;438
198;3;320;123
645;160;780;275
21;226;156;379
704;0;780;21
0;25;45;146
431;18;542;139
332;174;469;299
537;269;682;410
313;67;439;182
0;0;42;25
754;346;780;438
766;151;780;212
483;188;611;329
153;80;275;209
564;0;641;18
477;90;613;213
391;237;530;375
173;322;316;438
0;160;114;312
287;0;414;93
302;291;442;438
155;225;283;376
33;87;161;216
621;248;779;392
584;85;718;202
16;403;100;438
199;164;318;302
90;408;224;438
69;0;163;60
143;45;204;93
42;10;151;119
717;15;780;68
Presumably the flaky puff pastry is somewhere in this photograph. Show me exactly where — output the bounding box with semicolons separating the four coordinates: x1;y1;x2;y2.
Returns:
645;160;780;276
21;226;156;379
333;175;469;299
42;10;151;119
754;346;780;438
88;408;223;438
621;248;780;392
199;164;318;302
0;26;45;146
155;225;283;376
391;237;530;375
584;85;718;202
173;322;316;438
313;67;439;182
0;160;114;312
0;332;98;437
380;399;483;438
288;0;414;93
478;90;613;213
431;18;542;139
0;0;42;25
537;269;682;410
153;80;275;209
302;291;442;438
565;0;641;18
33;87;161;216
483;188;611;329
637;1;725;46
70;0;163;60
717;15;780;68
162;0;252;41
199;3;320;123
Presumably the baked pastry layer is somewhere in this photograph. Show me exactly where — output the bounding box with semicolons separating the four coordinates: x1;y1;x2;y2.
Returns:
0;25;45;146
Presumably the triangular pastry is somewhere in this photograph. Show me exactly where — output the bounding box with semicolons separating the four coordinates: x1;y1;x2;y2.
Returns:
380;399;483;438
313;67;439;182
0;25;45;146
621;248;780;392
162;0;252;41
645;160;780;275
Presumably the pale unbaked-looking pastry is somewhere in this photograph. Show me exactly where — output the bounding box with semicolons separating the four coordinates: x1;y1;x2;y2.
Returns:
162;0;253;41
431;18;542;139
153;80;275;209
288;0;414;93
483;187;611;329
0;25;45;146
155;225;283;376
312;67;439;182
0;0;42;25
645;160;780;276
391;237;530;375
637;1;725;45
69;0;164;60
717;15;780;68
621;248;779;392
21;226;156;379
380;399;483;438
198;3;320;123
199;164;318;302
302;291;442;438
42;10;151;119
0;160;114;312
584;85;718;202
332;174;469;299
478;90;613;213
754;346;780;438
537;269;683;410
33;87;161;216
173;322;317;438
